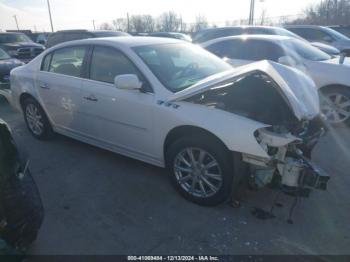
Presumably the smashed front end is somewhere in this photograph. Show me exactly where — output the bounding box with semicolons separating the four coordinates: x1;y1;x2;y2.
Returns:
183;61;330;196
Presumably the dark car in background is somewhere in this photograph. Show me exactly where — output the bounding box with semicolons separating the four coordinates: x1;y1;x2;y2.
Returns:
148;32;192;42
27;33;50;45
0;48;23;90
6;30;50;45
328;25;350;38
193;26;340;55
46;29;130;48
0;32;45;63
285;25;350;56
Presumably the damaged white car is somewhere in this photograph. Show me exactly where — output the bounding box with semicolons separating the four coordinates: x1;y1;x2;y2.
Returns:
8;37;329;205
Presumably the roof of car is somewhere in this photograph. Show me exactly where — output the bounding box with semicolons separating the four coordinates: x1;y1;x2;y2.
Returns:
196;25;285;33
202;34;293;46
284;25;326;29
0;32;26;35
51;36;183;49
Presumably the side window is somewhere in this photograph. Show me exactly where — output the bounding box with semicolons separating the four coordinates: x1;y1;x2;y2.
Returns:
245;28;270;35
46;33;63;48
289;28;318;41
48;46;86;77
41;53;52;71
206;40;243;59
90;46;141;84
245;40;284;61
65;32;92;42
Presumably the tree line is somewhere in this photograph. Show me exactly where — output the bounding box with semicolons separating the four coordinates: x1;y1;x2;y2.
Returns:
99;11;209;33
290;0;350;25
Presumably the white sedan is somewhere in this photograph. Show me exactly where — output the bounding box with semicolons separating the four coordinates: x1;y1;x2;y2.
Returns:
202;35;350;126
9;37;328;205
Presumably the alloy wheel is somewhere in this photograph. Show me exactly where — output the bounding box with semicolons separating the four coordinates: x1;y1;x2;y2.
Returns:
26;104;44;135
173;147;223;198
321;92;350;124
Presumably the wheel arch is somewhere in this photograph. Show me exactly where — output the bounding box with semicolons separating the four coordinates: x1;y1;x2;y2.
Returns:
318;84;350;93
19;92;37;111
19;92;53;125
163;125;230;160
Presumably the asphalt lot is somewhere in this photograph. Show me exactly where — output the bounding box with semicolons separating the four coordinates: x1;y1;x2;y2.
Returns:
1;95;350;256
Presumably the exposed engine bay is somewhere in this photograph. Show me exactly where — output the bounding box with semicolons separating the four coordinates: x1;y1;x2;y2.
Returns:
186;70;330;197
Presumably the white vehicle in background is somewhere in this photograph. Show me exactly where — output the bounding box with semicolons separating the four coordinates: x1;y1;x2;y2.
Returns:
9;37;329;206
202;35;350;126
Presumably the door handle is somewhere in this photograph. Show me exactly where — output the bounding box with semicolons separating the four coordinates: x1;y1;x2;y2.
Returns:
39;83;50;89
83;95;98;102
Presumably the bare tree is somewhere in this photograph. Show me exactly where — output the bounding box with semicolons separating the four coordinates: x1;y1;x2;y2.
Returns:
158;11;181;32
112;18;128;31
128;15;156;33
193;15;209;32
99;22;113;30
289;0;350;25
259;9;267;25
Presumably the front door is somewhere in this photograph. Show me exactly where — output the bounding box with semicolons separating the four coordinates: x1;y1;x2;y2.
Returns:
80;46;155;157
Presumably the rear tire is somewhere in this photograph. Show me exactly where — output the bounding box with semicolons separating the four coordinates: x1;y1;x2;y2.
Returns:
166;136;236;206
23;97;53;140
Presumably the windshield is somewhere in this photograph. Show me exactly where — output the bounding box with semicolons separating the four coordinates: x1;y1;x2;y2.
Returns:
282;39;332;61
272;27;305;41
331;27;350;38
133;43;231;92
0;48;10;60
0;33;32;44
322;27;349;41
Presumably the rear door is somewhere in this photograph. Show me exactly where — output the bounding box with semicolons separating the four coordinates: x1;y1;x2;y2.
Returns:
36;45;88;132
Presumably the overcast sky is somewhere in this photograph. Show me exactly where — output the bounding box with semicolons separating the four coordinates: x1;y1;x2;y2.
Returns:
0;0;321;32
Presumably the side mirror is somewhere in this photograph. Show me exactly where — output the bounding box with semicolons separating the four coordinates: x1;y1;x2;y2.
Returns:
114;74;142;90
278;56;297;67
38;40;46;45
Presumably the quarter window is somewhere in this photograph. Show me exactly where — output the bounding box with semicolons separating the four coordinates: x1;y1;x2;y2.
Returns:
90;46;140;84
41;53;52;71
46;46;86;77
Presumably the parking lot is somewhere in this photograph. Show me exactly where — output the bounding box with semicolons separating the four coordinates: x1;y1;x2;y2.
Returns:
1;95;350;255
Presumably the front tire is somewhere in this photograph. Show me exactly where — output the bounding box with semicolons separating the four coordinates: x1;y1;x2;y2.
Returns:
166;136;236;206
320;86;350;127
23;97;53;140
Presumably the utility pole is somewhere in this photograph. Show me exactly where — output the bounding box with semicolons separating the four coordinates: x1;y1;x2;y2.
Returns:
13;15;19;30
92;20;96;30
248;0;255;25
47;0;54;32
127;13;130;33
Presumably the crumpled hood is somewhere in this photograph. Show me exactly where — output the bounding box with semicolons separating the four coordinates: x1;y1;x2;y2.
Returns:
168;60;320;121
